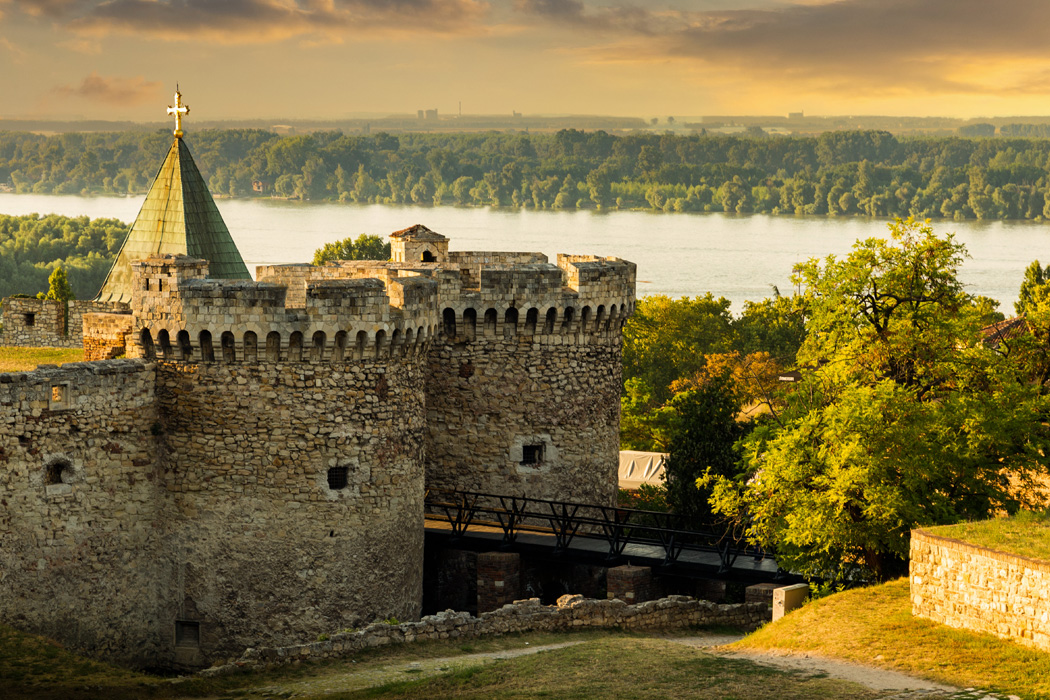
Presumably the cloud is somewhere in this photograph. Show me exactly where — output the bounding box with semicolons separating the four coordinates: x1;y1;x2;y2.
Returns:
52;71;162;105
0;35;28;61
62;0;490;43
1;0;84;17
518;0;1050;98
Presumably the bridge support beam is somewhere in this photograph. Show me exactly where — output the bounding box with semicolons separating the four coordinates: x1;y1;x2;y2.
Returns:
477;551;521;613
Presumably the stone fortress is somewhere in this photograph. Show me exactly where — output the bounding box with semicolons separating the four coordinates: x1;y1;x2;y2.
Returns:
0;91;636;669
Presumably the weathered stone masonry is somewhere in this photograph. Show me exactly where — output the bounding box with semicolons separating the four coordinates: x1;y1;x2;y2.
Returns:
0;226;636;669
911;528;1050;651
0;360;166;666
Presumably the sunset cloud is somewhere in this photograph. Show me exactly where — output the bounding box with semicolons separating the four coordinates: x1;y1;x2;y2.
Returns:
63;0;490;43
52;71;162;105
518;0;1050;98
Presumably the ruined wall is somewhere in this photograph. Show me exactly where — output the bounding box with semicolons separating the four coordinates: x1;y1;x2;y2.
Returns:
0;298;128;348
911;528;1050;652
204;594;772;674
0;360;167;666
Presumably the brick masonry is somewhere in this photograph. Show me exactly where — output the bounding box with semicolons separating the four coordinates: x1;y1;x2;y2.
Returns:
607;564;654;604
477;551;522;613
911;528;1050;651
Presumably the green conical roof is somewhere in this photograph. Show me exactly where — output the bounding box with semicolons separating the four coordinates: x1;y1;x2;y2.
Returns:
95;137;250;303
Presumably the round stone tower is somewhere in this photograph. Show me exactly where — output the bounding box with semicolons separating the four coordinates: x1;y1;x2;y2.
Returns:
126;254;436;664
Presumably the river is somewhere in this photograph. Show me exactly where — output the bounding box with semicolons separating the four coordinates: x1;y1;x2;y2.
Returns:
2;192;1047;313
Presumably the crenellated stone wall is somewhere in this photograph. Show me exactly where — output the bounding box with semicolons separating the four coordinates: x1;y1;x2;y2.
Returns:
911;528;1050;651
0;229;637;669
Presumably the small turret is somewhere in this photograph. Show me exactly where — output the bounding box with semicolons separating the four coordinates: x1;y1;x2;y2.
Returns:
390;224;449;263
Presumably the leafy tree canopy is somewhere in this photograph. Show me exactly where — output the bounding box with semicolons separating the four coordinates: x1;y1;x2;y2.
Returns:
312;234;391;265
709;219;1050;582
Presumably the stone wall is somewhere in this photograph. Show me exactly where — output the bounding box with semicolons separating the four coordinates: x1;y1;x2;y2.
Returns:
152;353;428;663
0;298;71;347
0;360;166;666
202;594;772;675
911;528;1050;651
425;326;624;505
0;298;129;348
82;312;134;360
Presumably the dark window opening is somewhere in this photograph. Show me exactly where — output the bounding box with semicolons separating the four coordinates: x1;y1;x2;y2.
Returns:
421;250;436;262
24;313;35;327
45;459;72;486
327;466;349;490
521;444;545;466
175;620;201;648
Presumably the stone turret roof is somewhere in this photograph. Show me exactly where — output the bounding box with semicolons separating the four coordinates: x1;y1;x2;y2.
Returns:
390;224;447;241
95;138;250;303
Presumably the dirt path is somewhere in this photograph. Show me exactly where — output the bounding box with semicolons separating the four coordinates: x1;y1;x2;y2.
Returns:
663;632;1019;700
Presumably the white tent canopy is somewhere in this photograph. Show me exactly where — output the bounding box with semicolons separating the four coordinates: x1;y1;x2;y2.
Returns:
618;450;667;491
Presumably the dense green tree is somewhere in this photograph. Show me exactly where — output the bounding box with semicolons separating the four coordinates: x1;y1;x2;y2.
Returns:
42;266;74;302
709;219;1050;582
1016;260;1050;315
662;371;745;527
312;234;390;265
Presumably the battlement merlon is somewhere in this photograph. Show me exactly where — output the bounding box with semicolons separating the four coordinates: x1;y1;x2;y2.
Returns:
304;276;438;329
558;255;637;303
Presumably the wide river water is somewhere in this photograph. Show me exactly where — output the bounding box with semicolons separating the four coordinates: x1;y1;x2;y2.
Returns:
2;192;1048;312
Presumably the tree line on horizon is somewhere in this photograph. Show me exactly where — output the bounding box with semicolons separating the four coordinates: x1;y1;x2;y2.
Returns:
12;128;1050;220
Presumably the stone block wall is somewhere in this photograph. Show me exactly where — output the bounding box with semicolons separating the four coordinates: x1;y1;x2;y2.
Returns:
911;528;1050;651
0;360;167;666
1;298;72;347
204;594;772;675
82;312;134;360
425;329;624;505
152;354;428;661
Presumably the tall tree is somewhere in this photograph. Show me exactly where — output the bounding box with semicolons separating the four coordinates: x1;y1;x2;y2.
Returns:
710;219;1050;582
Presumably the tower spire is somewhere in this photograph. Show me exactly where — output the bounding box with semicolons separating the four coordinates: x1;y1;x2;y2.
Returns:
166;86;190;138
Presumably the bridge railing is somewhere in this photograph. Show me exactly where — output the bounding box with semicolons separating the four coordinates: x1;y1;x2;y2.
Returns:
424;488;775;573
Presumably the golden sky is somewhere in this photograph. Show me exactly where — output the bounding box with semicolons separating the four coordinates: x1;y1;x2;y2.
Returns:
3;0;1050;121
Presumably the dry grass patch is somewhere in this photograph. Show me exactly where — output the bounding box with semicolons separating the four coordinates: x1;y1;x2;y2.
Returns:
737;578;1050;699
327;636;878;700
933;511;1050;562
0;347;84;372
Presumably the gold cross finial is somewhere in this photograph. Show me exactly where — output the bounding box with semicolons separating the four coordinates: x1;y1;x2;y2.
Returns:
166;86;190;138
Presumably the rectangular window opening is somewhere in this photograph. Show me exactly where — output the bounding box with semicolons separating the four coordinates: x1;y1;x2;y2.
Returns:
521;444;544;466
49;384;69;410
175;620;201;648
24;313;35;327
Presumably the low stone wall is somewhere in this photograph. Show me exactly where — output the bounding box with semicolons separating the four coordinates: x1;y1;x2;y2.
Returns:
201;594;770;675
911;528;1050;651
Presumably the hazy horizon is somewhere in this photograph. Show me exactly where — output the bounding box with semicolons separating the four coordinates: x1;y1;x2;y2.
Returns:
3;1;1050;124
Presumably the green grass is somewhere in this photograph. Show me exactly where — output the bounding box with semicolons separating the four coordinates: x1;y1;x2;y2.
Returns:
327;637;876;700
932;510;1050;562
737;577;1050;699
0;347;84;373
0;623;876;700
